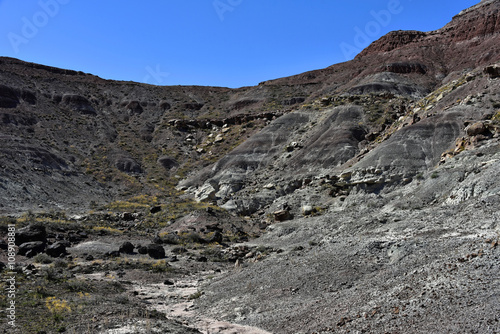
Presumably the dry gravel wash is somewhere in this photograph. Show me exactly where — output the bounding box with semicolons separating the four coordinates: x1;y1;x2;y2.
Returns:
80;269;273;334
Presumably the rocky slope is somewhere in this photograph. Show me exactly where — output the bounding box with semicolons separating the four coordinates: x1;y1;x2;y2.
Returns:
1;1;500;333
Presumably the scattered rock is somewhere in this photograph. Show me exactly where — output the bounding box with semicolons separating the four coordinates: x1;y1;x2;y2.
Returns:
164;279;175;285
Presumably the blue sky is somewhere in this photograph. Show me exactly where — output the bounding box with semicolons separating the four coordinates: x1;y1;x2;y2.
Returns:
0;0;480;88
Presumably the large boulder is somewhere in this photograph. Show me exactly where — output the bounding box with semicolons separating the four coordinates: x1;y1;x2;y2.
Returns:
195;183;217;202
466;122;489;136
16;225;47;245
484;64;500;78
119;241;135;254
147;244;165;259
45;242;68;258
18;241;46;257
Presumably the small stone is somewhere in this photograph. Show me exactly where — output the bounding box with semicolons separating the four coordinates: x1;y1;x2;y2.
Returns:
302;205;314;216
214;134;224;143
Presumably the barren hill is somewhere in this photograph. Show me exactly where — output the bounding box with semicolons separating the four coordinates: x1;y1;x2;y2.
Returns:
1;1;500;333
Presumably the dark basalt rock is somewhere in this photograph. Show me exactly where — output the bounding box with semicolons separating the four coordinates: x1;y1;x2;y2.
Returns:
18;241;46;257
46;242;68;257
16;225;47;245
147;244;166;259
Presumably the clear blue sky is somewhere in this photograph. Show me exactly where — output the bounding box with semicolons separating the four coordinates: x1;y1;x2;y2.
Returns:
0;0;480;88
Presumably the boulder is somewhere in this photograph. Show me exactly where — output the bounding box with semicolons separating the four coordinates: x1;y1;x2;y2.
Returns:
45;242;67;257
195;183;217;202
121;212;135;221
137;246;148;255
274;210;294;222
302;205;314;216
147;244;165;259
18;241;46;257
466;122;489;136
105;250;120;258
484;64;500;78
119;241;135;254
150;206;162;214
157;156;179;170
16;224;47;245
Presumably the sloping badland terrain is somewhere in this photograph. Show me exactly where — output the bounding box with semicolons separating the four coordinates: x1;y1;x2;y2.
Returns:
1;1;500;333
